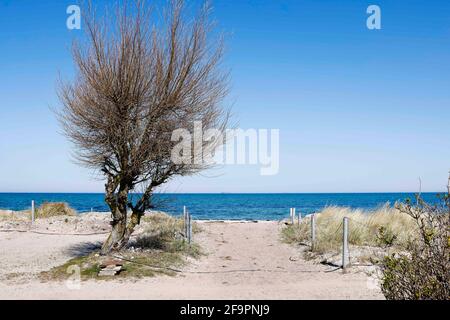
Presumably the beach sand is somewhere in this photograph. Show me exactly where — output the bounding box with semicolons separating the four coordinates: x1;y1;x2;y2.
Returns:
0;212;383;299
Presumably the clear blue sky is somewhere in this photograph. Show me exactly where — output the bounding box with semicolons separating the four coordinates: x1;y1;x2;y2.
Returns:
1;0;449;193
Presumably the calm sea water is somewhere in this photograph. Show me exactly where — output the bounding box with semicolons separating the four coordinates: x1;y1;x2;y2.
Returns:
0;193;442;220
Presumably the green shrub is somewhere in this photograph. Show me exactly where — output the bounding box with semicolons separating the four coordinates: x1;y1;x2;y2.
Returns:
376;226;397;248
380;195;450;300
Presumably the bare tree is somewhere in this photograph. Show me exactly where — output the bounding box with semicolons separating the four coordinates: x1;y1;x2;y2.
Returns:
57;0;229;254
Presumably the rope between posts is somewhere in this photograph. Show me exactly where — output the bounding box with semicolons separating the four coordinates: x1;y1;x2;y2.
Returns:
344;218;376;265
313;220;343;241
0;229;110;236
347;217;372;229
332;221;343;236
307;216;344;237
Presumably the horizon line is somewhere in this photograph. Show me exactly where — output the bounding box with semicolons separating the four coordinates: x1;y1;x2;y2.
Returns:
0;191;444;195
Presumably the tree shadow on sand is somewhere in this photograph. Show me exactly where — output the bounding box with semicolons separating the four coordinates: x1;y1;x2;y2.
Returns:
65;241;103;257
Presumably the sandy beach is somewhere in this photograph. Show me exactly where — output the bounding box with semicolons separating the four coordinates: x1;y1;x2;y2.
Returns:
0;212;383;300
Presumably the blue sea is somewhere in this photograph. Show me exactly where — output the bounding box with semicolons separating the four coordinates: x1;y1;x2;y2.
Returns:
0;193;443;220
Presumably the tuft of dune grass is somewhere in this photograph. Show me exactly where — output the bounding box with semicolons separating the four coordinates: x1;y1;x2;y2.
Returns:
137;212;202;257
35;202;77;218
141;212;202;235
0;210;29;221
281;203;418;254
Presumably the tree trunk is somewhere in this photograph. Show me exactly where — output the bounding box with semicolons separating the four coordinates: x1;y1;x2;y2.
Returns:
101;209;143;253
101;213;127;254
118;211;142;249
100;178;152;254
101;180;130;255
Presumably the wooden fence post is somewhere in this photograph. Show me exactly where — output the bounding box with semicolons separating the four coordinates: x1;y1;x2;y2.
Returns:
447;171;450;195
190;212;193;244
31;200;35;224
291;208;295;225
311;214;316;251
447;172;450;216
297;210;301;225
183;206;187;240
187;212;192;244
342;217;349;271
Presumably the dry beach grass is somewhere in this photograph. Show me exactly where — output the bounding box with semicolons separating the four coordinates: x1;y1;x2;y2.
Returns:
281;204;418;265
35;202;77;218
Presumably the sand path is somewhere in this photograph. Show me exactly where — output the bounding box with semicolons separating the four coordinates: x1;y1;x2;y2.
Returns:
0;221;383;299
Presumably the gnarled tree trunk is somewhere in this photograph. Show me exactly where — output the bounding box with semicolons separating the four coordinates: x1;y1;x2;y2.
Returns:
101;179;130;254
101;212;127;254
101;177;152;254
101;207;146;254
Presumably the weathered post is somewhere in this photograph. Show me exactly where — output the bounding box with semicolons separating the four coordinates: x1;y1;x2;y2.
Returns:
297;210;301;225
342;217;349;271
183;206;187;240
291;208;295;225
187;211;192;244
447;171;450;195
31;200;35;224
311;214;316;251
447;172;450;216
189;212;193;244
